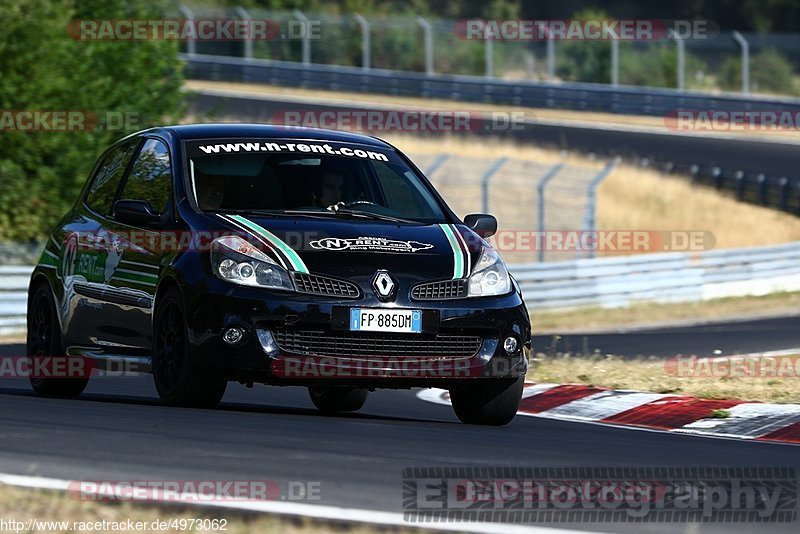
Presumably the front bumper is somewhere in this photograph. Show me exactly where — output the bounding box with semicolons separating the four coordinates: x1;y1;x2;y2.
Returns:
184;277;531;388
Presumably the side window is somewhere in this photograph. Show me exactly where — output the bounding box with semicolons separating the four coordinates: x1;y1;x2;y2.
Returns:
84;140;139;216
118;139;172;214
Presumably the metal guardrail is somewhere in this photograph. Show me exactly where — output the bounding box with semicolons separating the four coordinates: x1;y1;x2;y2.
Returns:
514;241;800;310
0;266;32;335
3;242;800;332
182;53;800;118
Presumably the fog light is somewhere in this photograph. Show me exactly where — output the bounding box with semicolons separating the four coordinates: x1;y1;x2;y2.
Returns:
256;328;280;356
503;336;519;355
223;327;246;345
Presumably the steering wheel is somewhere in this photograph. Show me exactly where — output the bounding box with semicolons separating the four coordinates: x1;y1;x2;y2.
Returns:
343;200;380;208
328;200;381;211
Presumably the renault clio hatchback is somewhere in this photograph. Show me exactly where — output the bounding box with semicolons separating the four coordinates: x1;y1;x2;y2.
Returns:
27;124;530;425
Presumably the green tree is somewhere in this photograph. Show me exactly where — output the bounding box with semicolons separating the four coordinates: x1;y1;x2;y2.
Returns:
0;0;184;241
718;48;797;95
555;8;612;83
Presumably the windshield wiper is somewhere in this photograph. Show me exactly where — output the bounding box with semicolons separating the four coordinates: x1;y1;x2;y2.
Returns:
212;209;332;219
331;208;420;224
211;208;421;224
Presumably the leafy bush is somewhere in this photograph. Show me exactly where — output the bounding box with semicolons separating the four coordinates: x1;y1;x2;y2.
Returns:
0;0;184;241
718;48;797;95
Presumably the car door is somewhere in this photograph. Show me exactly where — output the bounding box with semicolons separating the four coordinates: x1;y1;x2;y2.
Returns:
62;138;141;347
91;138;174;350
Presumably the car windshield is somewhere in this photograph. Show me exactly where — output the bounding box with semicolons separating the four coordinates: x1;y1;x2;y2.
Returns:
185;139;447;223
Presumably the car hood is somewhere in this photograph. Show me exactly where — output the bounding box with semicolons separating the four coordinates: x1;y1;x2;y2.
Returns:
211;214;484;283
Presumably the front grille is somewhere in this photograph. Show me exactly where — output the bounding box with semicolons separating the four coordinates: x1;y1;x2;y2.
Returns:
411;279;468;300
273;329;483;359
293;273;360;299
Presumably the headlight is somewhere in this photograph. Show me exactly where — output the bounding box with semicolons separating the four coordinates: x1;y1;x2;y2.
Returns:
468;247;511;297
211;236;294;291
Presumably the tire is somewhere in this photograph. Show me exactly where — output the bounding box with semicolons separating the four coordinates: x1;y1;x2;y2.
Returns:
27;283;89;397
152;288;227;408
308;387;368;413
449;376;524;426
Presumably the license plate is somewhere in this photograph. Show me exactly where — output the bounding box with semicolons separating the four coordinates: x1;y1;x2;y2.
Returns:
349;308;422;333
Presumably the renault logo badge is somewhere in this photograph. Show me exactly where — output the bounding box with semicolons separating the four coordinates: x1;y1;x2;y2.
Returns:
372;270;396;300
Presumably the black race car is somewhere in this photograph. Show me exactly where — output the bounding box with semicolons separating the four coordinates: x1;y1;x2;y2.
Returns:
27;124;530;425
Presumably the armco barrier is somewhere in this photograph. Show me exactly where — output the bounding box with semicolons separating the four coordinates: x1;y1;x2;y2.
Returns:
2;243;800;333
182;53;800;118
0;266;32;335
514;241;800;309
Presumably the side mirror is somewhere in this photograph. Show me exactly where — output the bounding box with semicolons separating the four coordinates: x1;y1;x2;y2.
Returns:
463;213;497;238
114;199;162;227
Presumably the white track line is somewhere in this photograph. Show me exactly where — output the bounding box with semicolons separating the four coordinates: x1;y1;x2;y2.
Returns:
0;473;597;534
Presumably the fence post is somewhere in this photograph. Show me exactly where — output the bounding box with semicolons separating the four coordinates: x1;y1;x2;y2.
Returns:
536;163;565;262
610;35;619;87
485;33;494;78
354;14;370;70
757;173;767;204
416;16;434;75
545;29;555;81
424;153;450;179
735;171;746;200
179;4;196;57
480;157;508;213
235;7;253;60
732;31;750;94
779;177;789;211
293;9;311;65
583;159;618;259
674;32;685;91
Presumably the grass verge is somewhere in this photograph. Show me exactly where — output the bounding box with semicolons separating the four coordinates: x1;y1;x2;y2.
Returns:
530;291;800;333
527;353;800;404
0;484;416;534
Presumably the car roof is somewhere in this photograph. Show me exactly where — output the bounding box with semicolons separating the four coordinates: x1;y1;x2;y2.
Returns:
140;123;393;149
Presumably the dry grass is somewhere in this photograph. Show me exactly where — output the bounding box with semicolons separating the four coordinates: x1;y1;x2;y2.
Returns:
185;80;800;141
532;291;800;333
380;134;580;166
0;484;415;534
597;165;800;250
528;353;800;404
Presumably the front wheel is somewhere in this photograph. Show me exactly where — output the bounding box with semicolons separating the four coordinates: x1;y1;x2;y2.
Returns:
152;289;227;408
449;376;524;426
308;387;368;413
27;284;89;397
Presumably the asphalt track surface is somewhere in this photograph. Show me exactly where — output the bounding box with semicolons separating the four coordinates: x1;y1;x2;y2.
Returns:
532;314;800;358
0;339;798;533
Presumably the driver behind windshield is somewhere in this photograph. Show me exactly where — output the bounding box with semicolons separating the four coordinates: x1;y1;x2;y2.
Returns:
196;173;226;210
313;166;346;209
